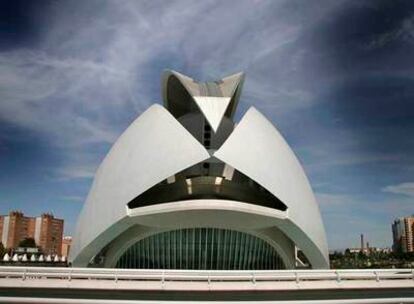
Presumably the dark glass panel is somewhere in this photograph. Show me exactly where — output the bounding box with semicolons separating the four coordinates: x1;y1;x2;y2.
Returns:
116;228;285;270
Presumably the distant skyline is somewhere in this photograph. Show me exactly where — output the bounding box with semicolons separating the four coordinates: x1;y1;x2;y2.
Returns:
0;0;413;250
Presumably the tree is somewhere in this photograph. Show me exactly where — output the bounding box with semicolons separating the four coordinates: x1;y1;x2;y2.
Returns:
358;251;366;260
18;238;36;248
0;242;5;257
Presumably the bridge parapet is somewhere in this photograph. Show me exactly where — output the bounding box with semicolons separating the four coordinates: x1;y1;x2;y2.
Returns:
0;267;413;302
0;267;413;289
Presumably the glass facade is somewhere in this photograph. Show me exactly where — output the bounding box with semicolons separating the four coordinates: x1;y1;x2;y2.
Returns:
116;228;285;270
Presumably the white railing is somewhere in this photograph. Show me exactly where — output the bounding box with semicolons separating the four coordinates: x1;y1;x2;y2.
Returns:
0;266;413;284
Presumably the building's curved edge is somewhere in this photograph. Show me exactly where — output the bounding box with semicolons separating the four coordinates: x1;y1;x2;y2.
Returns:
126;199;287;219
214;107;329;268
70;104;211;264
72;200;296;268
220;72;245;119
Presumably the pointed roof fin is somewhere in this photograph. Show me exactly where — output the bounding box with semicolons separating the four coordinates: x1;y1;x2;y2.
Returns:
218;72;244;97
162;70;245;126
193;96;231;132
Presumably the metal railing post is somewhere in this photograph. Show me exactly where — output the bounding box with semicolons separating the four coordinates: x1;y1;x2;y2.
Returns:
375;271;380;282
295;271;299;284
335;270;341;283
252;272;256;285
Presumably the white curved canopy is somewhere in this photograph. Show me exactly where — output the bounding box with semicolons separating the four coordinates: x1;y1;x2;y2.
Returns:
70;102;329;269
70;104;210;263
214;107;329;268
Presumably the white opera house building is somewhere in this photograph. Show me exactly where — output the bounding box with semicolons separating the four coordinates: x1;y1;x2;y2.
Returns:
70;70;329;269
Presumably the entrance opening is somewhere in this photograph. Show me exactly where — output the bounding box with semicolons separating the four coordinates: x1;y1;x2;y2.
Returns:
116;228;285;270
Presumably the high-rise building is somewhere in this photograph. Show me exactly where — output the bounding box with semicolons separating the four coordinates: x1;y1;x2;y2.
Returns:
392;215;414;253
0;211;64;255
0;211;36;250
61;236;72;257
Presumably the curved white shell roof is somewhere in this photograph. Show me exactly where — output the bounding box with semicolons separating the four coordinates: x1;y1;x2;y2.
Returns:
214;107;329;267
71;84;328;269
70;104;210;263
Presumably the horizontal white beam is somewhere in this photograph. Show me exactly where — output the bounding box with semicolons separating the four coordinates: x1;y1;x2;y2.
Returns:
0;267;413;290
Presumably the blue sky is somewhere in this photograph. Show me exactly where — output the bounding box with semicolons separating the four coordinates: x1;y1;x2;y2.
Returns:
0;0;413;250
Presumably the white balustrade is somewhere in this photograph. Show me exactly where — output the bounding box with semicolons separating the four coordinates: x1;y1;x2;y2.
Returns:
0;266;412;285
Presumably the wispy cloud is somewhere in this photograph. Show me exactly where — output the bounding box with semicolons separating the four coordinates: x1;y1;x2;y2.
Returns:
60;195;85;203
316;192;353;206
56;163;98;180
383;182;414;197
365;14;414;50
0;1;413;246
0;1;343;180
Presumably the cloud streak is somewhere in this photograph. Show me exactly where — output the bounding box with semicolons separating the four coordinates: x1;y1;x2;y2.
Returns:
0;0;413;245
383;182;414;197
0;0;341;179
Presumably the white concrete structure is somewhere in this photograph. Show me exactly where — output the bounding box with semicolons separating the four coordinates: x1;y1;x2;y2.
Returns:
2;253;10;262
70;70;329;269
1;216;9;247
